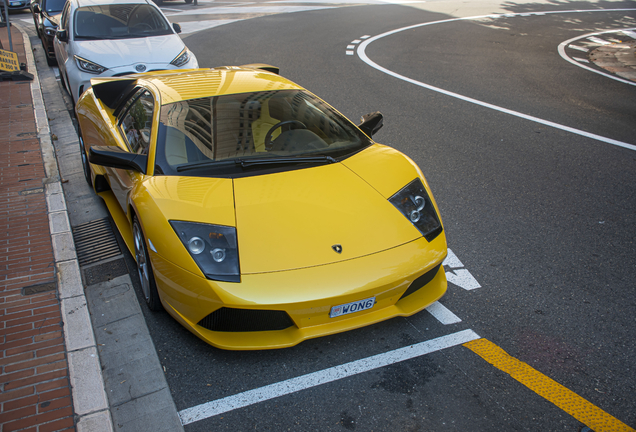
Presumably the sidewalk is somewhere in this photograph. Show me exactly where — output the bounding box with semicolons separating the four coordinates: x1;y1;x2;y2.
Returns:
1;23;111;432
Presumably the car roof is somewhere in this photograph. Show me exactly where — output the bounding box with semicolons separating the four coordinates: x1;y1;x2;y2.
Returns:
92;67;305;107
73;0;151;7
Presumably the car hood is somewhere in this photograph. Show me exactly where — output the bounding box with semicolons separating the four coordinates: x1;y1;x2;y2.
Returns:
233;163;421;274
74;35;183;68
144;152;425;274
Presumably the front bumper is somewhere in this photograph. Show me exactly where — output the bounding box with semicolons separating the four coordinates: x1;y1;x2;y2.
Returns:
151;234;448;350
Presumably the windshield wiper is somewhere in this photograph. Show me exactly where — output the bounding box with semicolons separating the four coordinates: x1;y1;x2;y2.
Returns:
175;155;336;173
176;159;238;173
239;155;337;168
75;35;105;40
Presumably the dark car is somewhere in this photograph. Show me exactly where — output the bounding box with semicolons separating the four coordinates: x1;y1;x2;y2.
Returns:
30;0;65;65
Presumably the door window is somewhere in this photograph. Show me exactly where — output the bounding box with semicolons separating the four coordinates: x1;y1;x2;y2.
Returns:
119;90;155;155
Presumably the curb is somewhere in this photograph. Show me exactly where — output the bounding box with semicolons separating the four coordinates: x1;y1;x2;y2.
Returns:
15;22;115;432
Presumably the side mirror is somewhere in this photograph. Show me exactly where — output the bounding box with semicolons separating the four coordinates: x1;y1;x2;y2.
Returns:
32;3;41;13
89;146;147;174
358;111;383;138
56;29;68;43
172;23;182;34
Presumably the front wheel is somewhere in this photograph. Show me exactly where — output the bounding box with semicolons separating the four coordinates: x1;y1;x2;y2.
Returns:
133;217;162;311
78;134;92;187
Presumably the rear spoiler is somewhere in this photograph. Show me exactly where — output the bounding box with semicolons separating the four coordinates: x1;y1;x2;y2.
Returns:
90;64;279;109
91;78;137;110
216;64;280;75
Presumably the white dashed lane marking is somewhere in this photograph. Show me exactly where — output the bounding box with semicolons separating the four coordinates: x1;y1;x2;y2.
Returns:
568;44;589;52
345;36;370;55
587;36;612;45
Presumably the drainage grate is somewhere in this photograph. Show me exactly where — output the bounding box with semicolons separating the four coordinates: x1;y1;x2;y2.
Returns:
73;218;122;266
83;258;129;286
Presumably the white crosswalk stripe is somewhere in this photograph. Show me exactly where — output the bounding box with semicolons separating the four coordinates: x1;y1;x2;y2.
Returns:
162;0;422;34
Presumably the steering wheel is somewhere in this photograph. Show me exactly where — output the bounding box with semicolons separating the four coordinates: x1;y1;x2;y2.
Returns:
264;120;306;150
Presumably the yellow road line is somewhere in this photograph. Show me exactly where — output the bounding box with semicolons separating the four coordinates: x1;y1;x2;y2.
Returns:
464;338;634;432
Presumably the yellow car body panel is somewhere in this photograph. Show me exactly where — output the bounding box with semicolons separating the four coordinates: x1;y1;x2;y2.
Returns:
342;143;427;198
151;234;447;350
133;176;236;276
234;159;422;274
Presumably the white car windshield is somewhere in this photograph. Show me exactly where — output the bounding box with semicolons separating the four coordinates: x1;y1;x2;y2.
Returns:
74;4;172;40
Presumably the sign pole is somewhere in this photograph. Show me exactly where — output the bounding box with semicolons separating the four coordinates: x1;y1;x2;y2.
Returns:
3;0;12;51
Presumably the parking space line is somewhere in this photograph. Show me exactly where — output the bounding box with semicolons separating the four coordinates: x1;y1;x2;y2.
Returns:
464;339;636;432
178;329;480;425
426;301;462;324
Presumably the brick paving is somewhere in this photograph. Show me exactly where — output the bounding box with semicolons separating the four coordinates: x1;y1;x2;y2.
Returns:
1;24;76;432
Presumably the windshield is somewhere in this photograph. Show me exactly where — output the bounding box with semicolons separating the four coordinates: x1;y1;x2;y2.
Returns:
44;0;65;13
74;4;172;40
154;90;373;177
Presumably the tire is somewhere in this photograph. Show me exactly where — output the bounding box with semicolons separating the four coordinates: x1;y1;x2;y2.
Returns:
133;216;163;311
78;133;92;187
60;70;67;90
185;0;193;4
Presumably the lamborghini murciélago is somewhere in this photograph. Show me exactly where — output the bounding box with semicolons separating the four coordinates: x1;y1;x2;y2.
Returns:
76;65;448;350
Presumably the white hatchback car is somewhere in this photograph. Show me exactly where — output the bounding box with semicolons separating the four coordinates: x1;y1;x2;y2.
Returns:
53;0;198;103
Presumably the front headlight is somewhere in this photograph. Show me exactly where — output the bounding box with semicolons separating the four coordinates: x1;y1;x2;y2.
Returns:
170;48;191;67
170;221;240;282
389;178;443;242
74;55;108;74
44;27;56;37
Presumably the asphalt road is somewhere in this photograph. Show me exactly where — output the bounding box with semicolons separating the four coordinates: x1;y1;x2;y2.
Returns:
9;1;635;430
148;2;636;431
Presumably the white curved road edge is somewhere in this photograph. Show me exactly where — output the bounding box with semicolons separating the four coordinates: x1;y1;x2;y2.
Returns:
558;28;636;86
356;9;636;152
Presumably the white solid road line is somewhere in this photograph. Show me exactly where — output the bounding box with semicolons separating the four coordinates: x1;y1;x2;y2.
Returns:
178;329;480;425
356;11;636;152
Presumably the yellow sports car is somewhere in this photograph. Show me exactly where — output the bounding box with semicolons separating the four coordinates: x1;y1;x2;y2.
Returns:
76;65;448;350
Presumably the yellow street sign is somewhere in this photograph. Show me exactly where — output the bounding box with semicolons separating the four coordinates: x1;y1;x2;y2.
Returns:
0;48;20;72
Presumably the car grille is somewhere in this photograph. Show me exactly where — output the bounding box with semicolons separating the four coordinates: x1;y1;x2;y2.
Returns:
198;308;295;332
398;263;442;301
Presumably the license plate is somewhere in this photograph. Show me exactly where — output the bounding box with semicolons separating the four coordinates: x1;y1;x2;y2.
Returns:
330;297;375;318
10;1;20;5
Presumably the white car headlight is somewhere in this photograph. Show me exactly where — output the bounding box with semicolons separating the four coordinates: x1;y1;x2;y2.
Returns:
74;55;108;74
170;48;191;67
